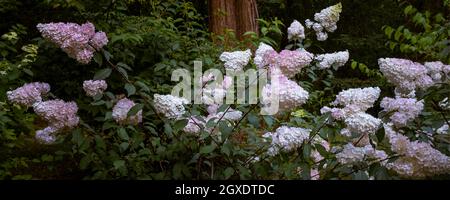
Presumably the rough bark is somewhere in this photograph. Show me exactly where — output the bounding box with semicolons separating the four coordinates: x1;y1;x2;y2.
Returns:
209;0;259;41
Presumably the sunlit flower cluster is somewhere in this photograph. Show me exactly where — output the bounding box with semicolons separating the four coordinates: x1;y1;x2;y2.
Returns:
336;143;387;165
305;3;342;41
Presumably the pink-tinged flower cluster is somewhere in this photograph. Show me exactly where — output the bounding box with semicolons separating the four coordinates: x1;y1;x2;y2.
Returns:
261;70;309;114
33;99;80;144
112;98;142;125
37;22;108;64
7;82;50;107
384;125;450;178
287;20;305;41
380;97;424;128
83;80;107;97
254;43;275;69
33;100;80;130
258;48;314;78
378;58;433;95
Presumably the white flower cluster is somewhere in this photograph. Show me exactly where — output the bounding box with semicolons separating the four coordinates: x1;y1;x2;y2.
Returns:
153;94;189;119
436;124;449;134
219;49;252;71
341;112;382;146
305;3;342;41
378;58;433;95
321;87;381;120
200;73;233;105
380;97;424;128
314;50;349;70
182;104;242;135
336;143;387;165
261;71;309;114
384;125;450;178
287;20;305;41
112;98;143;125
424;61;450;83
263;126;311;156
321;87;381;146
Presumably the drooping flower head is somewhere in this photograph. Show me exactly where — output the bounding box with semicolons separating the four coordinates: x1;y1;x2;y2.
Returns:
37;22;108;64
7;82;50;107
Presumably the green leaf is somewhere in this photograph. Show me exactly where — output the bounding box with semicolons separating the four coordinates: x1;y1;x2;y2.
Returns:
93;52;103;66
118;128;129;140
303;143;311;161
94;68;112;80
219;121;233;138
376;125;385;142
224;167;234;179
119;142;129;152
80;155;91;170
113;160;125;169
263;115;274;128
174;119;188;131
127;104;143;116
200;144;216;154
117;67;128;80
125;83;136;97
352;171;369;180
206;118;217;128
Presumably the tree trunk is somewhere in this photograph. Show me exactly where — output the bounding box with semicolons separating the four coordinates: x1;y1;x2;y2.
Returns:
209;0;259;43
